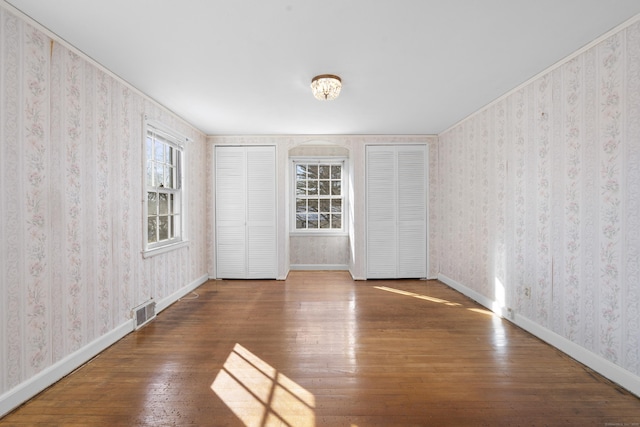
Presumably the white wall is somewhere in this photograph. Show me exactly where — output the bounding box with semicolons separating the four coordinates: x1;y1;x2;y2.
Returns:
436;16;640;395
0;6;209;416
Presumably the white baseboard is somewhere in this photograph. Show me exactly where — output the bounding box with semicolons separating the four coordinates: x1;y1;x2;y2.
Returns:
349;270;365;281
0;320;133;418
290;264;349;271
438;273;498;312
156;273;209;313
0;273;210;418
437;273;640;398
512;313;640;398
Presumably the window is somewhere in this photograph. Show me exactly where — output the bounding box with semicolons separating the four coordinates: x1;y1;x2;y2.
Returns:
143;118;188;256
292;158;346;233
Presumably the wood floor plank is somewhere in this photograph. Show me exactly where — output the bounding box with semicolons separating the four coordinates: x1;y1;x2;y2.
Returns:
2;271;640;426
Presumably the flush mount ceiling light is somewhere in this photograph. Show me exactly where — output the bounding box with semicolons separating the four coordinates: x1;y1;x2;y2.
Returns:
310;74;342;101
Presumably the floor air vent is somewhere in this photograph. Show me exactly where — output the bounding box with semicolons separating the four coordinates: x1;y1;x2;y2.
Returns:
133;300;156;330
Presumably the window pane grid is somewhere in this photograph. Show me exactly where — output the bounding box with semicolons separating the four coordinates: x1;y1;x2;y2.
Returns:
147;131;179;190
147;189;180;244
145;125;183;248
294;161;343;231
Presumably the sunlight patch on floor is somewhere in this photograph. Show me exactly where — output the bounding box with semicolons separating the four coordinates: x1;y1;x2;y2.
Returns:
374;285;504;319
374;286;463;307
467;307;495;316
211;343;315;427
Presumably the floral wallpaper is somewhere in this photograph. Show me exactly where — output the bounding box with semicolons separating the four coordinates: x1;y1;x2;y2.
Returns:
0;7;208;399
437;19;640;375
289;235;350;267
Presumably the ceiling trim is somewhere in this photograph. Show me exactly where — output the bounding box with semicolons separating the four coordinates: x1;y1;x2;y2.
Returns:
440;11;640;136
0;0;206;137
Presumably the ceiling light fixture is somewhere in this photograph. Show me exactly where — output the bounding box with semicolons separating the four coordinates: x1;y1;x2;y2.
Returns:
310;74;342;101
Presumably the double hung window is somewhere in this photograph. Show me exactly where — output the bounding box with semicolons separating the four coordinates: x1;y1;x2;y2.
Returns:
292;159;346;233
144;119;187;255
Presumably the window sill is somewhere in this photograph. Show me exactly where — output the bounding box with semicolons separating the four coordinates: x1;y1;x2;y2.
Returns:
142;240;189;258
289;231;348;237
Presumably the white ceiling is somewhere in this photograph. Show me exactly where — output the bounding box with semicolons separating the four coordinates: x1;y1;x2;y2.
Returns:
5;0;640;136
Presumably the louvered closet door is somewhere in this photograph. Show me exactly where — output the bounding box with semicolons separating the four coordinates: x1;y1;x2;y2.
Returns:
366;145;427;278
366;146;398;278
396;146;427;278
246;147;277;278
215;146;277;279
216;147;247;278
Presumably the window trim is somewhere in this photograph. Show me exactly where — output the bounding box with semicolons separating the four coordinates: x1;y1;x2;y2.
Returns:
290;156;348;236
142;116;190;258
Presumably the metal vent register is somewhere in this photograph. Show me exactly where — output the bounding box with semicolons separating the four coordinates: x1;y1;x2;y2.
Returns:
133;300;156;330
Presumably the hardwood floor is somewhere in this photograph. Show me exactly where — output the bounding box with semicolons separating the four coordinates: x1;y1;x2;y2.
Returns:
3;271;640;426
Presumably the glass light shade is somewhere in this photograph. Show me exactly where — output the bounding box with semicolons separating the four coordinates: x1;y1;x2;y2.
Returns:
310;74;342;100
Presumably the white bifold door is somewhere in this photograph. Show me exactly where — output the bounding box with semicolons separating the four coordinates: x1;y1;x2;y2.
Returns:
215;146;277;279
366;145;427;278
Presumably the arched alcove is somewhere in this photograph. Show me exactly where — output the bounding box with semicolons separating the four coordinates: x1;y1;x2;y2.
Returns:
288;141;352;272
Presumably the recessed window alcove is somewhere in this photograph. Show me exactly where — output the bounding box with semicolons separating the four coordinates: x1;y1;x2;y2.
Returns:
288;141;351;272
